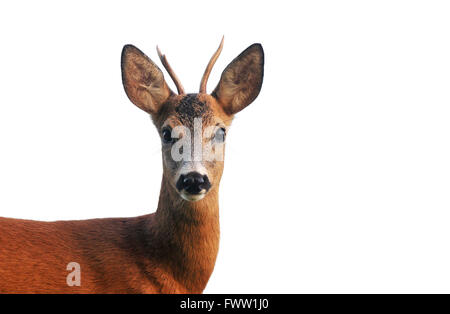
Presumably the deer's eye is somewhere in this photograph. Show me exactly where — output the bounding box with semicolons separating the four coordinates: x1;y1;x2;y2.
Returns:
162;128;173;143
214;128;226;143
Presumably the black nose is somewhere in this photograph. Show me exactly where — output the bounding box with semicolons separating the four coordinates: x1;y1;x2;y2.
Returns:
176;172;211;195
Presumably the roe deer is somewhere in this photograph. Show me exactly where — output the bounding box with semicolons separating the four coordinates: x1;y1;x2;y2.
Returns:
0;38;264;293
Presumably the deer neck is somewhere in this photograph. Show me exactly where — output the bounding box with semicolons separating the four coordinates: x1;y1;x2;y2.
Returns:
150;173;220;292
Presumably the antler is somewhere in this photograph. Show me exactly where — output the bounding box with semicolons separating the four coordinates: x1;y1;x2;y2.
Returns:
199;36;224;94
156;46;185;95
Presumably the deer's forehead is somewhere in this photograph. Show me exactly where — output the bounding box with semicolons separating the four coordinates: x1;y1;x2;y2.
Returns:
175;94;213;125
160;94;214;127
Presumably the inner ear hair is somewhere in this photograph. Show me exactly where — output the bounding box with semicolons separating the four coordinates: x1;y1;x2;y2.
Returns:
121;44;173;115
212;43;264;115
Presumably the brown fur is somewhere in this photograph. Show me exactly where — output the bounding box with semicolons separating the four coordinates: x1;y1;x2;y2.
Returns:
0;41;264;293
0;179;219;293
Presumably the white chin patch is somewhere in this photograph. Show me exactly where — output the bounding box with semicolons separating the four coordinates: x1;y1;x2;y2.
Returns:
180;190;206;202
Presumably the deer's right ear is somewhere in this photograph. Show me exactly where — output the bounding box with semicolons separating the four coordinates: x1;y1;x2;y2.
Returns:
212;43;264;115
121;45;172;115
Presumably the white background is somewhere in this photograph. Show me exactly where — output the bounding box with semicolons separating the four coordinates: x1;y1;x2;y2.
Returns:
0;0;449;293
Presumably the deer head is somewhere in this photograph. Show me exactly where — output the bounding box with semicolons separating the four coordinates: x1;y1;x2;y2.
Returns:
121;38;264;202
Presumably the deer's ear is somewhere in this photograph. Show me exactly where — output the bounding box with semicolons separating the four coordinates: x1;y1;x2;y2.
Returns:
121;45;172;115
212;44;264;115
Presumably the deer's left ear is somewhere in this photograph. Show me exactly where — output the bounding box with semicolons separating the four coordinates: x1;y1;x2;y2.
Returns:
121;45;172;115
212;44;264;115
